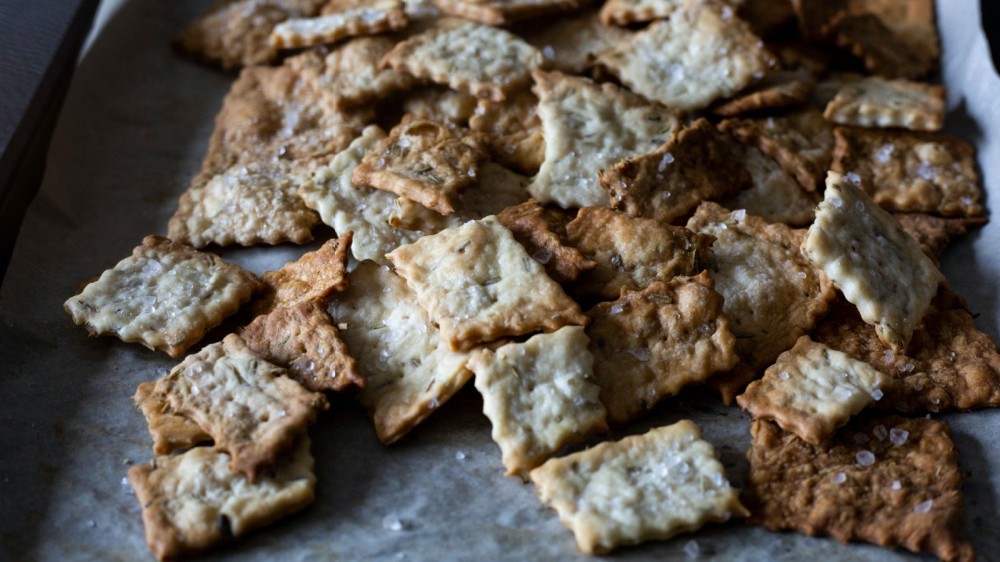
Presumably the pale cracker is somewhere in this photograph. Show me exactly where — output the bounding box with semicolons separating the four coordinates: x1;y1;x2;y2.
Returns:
255;234;352;314
823;77;945;131
387;217;587;350
720;142;817;227
516;9;630;76
380;18;544;102
434;0;582;25
600;119;751;225
351;115;487;215
147;334;328;480
469;90;545;175
496;199;596;284
134;381;212;456
530;420;749;555
596;2;776;111
833;13;934;80
804;173;945;352
469;326;607;477
128;438;315;561
712;69;817;117
240;301;365;393
328;261;475;444
565;207;714;301
599;0;685;26
401;86;479;126
297;126;426;265
270;0;407;50
831;127;984;218
64;236;263;358
527;70;680;208
737;336;891;444
586;273;738;425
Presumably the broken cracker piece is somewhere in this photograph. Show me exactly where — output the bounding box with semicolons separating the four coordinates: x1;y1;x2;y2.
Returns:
530;420;748;555
496;199;595;284
434;0;581;25
720;142;817;227
803;172;945;352
270;0;407;50
469;90;545;175
64;236;263;358
586;273;738;425
469;326;607;477
255;233;352;315
134;381;212;456
823;76;945;131
400;86;479;126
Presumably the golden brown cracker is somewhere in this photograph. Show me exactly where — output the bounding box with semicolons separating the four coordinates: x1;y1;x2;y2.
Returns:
496;199;596;285
434;0;582;25
469;90;545;175
134;381;213;456
270;0;407;50
256;234;352;314
893;213;986;263
400;86;479;126
712;69;816;117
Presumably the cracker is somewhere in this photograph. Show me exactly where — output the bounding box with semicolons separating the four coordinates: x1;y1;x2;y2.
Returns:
469;90;545;175
745;417;974;562
128;438;315;561
64;236;263;358
848;0;940;66
789;0;846;40
565;207;714;301
600;119;751;225
387;217;587;350
813;290;1000;414
712;69;816;117
528;70;680;208
586;273;738;425
351;115;487;215
255;234;352;314
134;381;212;455
598;0;685;25
831;127;984;218
434;0;581;25
596;2;776;111
146;334;328;480
530;420;748;555
380;18;544;102
496;199;596;284
516;9;630;76
893;213;985;263
720;108;834;191
803;172;945;352
328;261;475;444
400;86;479;126
823;77;945;131
469;326;607;477
298;126;426;264
270;0;407;50
240;301;364;393
833;13;934;80
686;203;836;390
737;336;891;444
720;142;818;227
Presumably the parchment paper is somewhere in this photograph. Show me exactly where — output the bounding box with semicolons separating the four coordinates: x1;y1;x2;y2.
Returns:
1;1;998;560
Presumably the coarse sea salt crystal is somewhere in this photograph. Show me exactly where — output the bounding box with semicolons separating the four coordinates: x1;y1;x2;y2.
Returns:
731;209;746;221
871;388;884;401
658;152;675;172
889;427;909;446
383;515;407;531
778;371;789;380
455;451;466;461
684;539;700;558
856;450;875;466
542;45;555;60
831;471;847;484
845;172;861;185
874;144;895;163
891;480;902;490
914;499;933;513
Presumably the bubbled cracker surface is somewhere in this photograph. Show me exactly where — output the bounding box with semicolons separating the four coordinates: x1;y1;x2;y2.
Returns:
256;233;352;314
134;381;212;456
469;90;545;175
496;199;596;285
823;76;945;131
269;0;407;50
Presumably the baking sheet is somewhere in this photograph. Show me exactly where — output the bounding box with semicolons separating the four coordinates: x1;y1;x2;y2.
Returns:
1;1;998;560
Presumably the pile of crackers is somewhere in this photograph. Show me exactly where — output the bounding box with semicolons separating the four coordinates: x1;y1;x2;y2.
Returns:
63;0;996;560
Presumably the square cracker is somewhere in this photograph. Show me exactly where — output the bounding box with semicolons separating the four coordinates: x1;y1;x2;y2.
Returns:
380;18;544;102
145;334;328;481
596;2;775;111
745;417;974;562
134;381;212;455
270;0;407;50
831;127;984;218
893;213;985;264
351;115;487;215
255;233;352;315
527;70;680;209
530;420;749;555
565;207;714;301
387;216;587;350
712;69;817;117
600;119;751;225
496;199;596;285
586;273;738;425
64;236;263;358
328;261;475;444
128;438;315;561
719;142;818;227
515;9;630;76
686;203;836;376
240;301;365;393
833;13;934;80
737;336;891;445
469;326;607;477
434;0;582;26
469;90;545;176
803;172;945;352
823;77;945;132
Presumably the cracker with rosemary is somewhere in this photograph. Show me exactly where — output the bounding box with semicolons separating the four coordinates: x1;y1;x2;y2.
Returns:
496;199;595;284
270;0;407;50
824;77;945;131
469;90;545;175
434;0;582;26
255;234;352;314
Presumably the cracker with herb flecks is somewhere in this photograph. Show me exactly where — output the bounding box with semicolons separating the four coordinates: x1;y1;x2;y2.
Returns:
824;77;945;131
831;127;984;218
388;217;587;350
144;334;328;481
737;336;892;444
597;2;775;111
380;18;543;102
565;207;714;301
833;13;934;80
530;420;749;555
745;417;974;562
270;0;407;50
893;213;986;264
469;326;607;477
496;199;595;284
720;142;817;227
128;438;315;562
434;0;582;25
713;69;816;117
803;173;945;352
64;236;263;358
401;86;479;126
328;261;475;444
586;273;738;425
240;301;364;393
134;381;213;455
601;119;751;225
528;70;680;209
469;90;545;175
352;115;487;215
255;234;352;315
516;9;630;76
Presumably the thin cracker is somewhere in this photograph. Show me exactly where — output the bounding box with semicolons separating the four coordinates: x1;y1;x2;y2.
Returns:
134;381;213;455
434;0;582;25
469;90;545;175
255;233;352;314
713;69;816;117
823;77;945;131
516;9;630;76
496;199;596;284
270;0;407;50
720;142;818;227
